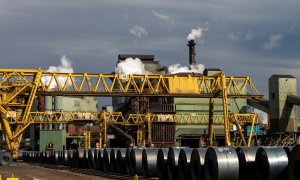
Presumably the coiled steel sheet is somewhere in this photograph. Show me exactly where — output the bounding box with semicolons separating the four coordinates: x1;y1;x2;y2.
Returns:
178;148;194;180
125;148;133;175
204;147;239;180
0;152;13;166
288;145;300;180
110;148;117;172
255;147;288;180
103;148;112;172
97;149;104;171
88;149;96;169
167;147;184;180
116;148;127;174
236;147;258;180
131;148;144;175
142;148;159;177
93;149;99;170
157;148;169;180
190;148;207;180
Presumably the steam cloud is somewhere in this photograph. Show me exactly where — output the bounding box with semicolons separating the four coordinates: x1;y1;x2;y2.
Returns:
42;55;74;89
115;58;150;75
187;27;204;41
168;64;205;74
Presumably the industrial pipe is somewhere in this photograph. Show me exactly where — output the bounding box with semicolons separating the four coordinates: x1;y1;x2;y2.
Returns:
178;148;194;180
103;148;112;172
116;148;127;174
0;152;13;166
289;145;300;180
142;148;159;177
204;147;239;180
190;148;207;180
236;147;258;180
255;147;288;180
167;147;184;180
157;148;169;180
131;148;144;175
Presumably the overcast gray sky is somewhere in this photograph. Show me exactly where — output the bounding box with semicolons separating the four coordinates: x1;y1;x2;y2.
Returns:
0;0;300;106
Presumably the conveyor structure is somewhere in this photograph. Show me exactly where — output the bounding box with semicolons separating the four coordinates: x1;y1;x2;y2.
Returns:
0;68;262;158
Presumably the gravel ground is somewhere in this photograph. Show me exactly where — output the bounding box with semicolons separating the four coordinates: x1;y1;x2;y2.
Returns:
0;162;114;180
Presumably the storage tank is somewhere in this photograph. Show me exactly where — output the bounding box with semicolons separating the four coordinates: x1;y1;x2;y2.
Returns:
54;96;63;111
45;96;53;111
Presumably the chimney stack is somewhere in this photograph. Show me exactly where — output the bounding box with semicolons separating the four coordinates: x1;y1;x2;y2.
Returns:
187;40;196;66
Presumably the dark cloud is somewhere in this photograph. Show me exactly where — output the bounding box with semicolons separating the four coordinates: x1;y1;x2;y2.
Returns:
0;0;300;111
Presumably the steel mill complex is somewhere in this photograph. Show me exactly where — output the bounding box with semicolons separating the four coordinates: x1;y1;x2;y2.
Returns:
1;40;300;180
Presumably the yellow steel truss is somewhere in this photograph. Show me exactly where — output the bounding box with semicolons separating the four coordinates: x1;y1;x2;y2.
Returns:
0;68;263;157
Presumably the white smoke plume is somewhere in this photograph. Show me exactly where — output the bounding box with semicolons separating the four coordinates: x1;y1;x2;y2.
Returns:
187;27;204;41
115;58;150;75
168;63;205;74
42;55;74;89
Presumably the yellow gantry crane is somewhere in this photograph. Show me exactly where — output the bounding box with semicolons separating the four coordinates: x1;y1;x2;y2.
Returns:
0;68;262;158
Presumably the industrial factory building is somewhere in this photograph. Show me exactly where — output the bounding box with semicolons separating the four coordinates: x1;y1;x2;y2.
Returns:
1;40;300;180
0;39;299;153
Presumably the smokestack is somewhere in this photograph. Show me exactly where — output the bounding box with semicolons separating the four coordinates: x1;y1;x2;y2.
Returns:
188;40;196;66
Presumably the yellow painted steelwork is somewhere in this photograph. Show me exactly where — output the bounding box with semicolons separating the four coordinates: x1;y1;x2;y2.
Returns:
85;131;91;149
0;68;263;157
229;114;258;146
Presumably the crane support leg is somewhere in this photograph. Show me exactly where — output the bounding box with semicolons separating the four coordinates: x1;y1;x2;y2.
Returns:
221;73;231;146
208;98;214;146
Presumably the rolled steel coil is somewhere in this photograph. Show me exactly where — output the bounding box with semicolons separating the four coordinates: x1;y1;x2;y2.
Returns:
190;148;207;180
157;148;169;180
125;148;133;175
93;149;99;170
289;145;300;180
82;149;89;169
204;147;239;180
116;148;127;174
177;148;194;180
283;146;293;158
142;148;159;177
39;151;44;163
0;152;13;166
72;149;85;168
54;151;60;165
109;148;117;172
110;148;125;173
45;151;51;164
236;147;258;180
255;147;288;180
131;148;144;175
62;150;71;166
167;147;185;180
103;148;112;172
97;149;104;171
88;149;96;169
67;150;74;167
49;151;55;164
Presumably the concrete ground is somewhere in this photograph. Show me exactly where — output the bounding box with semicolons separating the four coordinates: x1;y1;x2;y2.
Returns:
0;162;113;180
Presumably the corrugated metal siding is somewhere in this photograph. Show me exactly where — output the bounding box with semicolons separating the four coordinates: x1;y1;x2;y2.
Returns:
39;130;66;151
